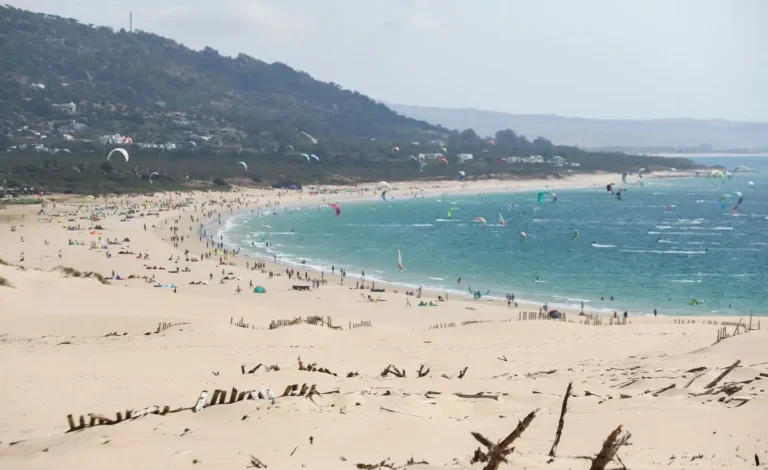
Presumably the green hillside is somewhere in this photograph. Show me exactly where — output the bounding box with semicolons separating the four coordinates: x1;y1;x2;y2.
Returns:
0;5;697;194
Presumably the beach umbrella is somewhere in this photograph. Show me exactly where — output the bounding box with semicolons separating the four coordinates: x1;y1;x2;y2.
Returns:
253;286;267;294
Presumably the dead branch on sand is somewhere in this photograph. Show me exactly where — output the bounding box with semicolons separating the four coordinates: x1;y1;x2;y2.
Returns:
455;392;499;401
650;383;676;397
589;425;631;470
526;369;557;378
404;456;429;466
381;365;406;378
417;365;430;378
470;409;537;470
242;364;263;374
298;357;337;376
705;360;741;389
356;459;395;469
548;382;573;457
248;455;267;468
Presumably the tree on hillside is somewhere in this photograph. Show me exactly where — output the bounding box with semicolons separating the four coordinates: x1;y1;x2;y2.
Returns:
99;161;114;173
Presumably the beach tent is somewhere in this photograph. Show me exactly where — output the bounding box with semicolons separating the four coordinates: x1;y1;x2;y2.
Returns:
253;286;267;294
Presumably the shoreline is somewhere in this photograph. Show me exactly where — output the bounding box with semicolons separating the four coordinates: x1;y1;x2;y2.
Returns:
200;170;737;319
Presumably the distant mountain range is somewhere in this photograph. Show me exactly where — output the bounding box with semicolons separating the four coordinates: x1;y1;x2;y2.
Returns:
388;104;768;153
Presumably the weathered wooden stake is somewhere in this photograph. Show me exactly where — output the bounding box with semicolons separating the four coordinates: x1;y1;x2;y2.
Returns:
705;359;741;389
548;382;573;457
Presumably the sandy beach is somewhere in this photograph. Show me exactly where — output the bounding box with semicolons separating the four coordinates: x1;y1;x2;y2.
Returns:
0;172;765;470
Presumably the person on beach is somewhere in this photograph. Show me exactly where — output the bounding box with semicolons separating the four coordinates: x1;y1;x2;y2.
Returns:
406;298;411;308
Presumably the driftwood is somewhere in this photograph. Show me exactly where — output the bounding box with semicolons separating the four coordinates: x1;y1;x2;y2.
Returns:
651;383;676;397
615;379;638;389
497;355;508;362
686;366;707;373
243;364;263;374
458;367;468;379
470;410;537;470
248;455;267;468
417;365;430;378
298;357;337;376
589;425;631;470
381;365;406;378
705;360;741;389
684;372;707;388
356;459;395;469
725;396;751;406
380;407;423;418
548;382;573;457
526;369;557;378
455;393;499;401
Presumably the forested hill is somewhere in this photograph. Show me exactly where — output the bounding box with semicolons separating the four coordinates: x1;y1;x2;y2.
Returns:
0;6;697;194
0;5;443;148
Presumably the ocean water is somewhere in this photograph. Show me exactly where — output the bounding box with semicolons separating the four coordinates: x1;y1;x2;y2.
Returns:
216;157;768;316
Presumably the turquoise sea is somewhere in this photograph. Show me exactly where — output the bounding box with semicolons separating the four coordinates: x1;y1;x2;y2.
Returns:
216;157;768;316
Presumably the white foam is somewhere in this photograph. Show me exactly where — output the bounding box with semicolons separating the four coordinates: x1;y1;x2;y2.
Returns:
620;249;705;255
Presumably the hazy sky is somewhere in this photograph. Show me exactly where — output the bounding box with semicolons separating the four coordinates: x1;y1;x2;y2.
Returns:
10;0;767;121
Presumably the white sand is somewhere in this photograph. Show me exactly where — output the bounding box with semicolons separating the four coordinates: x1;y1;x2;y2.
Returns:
0;173;765;470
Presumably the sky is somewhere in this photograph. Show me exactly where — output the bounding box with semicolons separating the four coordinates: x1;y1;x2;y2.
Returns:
9;0;767;121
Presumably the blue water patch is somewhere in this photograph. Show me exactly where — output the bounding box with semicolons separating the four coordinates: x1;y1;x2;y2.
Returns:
215;156;768;316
